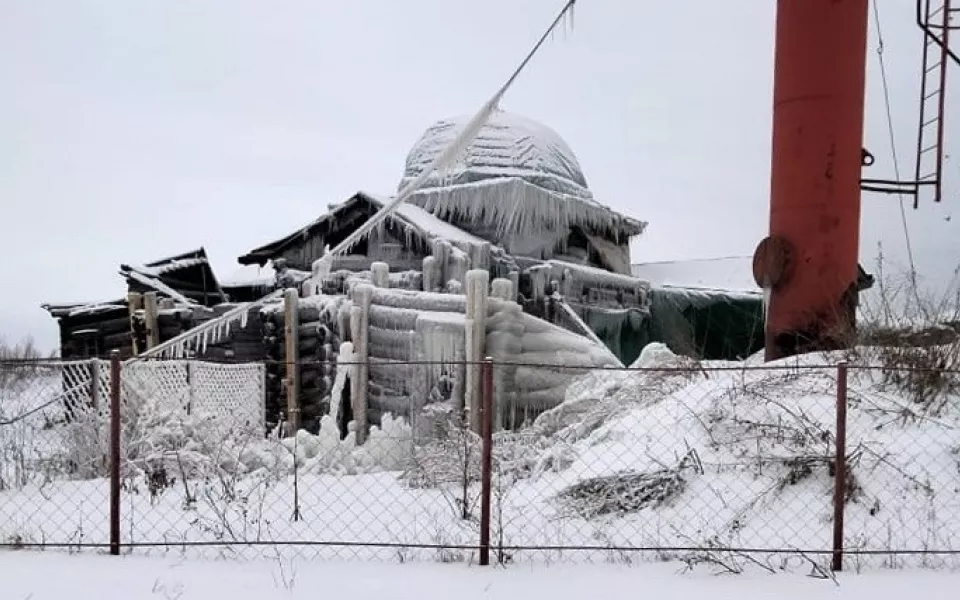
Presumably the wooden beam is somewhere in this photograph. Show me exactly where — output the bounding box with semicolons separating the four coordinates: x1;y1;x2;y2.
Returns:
465;269;489;434
283;288;301;435
143;292;160;350
350;284;372;444
126;292;143;355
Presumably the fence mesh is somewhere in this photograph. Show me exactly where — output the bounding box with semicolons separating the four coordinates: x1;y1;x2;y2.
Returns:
2;356;960;571
0;360;110;549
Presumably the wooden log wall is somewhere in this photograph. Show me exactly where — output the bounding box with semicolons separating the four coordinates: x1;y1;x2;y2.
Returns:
260;297;342;434
57;305;135;359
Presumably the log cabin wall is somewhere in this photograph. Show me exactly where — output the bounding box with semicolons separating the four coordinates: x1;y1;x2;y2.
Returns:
260;297;344;434
51;304;134;359
279;219;429;274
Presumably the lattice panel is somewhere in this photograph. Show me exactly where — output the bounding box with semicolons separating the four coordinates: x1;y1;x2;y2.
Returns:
188;362;266;430
120;361;190;414
60;360;102;414
96;360;266;432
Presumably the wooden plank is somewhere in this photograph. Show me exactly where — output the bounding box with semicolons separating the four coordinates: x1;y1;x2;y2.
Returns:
126;292;143;355
371;261;389;288
283;288;301;434
465;269;489;433
350;284;372;444
143;292;160;350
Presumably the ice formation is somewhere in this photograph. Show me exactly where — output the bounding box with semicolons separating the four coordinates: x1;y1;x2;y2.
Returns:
306;0;579;284
309;93;504;281
400;111;592;198
137;289;285;360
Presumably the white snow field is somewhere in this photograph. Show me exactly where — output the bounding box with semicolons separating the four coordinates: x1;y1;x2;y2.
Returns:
2;344;960;573
4;551;958;600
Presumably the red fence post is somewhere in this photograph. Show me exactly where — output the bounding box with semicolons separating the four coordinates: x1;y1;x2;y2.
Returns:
832;361;849;571
479;357;494;566
109;350;122;556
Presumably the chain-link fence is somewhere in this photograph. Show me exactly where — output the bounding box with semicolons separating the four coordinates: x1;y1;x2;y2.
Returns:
2;355;960;571
0;359;110;549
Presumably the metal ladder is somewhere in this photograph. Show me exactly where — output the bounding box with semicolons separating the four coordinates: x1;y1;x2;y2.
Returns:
861;1;958;204
913;0;958;206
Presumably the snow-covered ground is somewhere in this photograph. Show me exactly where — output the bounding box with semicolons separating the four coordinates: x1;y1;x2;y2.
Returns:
3;345;960;573
4;551;959;600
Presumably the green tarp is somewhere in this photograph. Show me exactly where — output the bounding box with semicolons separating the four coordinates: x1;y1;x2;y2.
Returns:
583;287;764;364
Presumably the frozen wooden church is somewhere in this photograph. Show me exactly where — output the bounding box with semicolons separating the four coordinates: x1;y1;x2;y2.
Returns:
43;110;760;434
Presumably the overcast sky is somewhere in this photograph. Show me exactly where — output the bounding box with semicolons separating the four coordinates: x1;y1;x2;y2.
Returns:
2;0;957;351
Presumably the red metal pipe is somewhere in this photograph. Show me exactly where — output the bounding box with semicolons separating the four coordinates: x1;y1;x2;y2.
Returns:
756;0;870;361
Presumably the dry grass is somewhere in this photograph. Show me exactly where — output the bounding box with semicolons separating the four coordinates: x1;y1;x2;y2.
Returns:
0;336;57;391
853;253;960;412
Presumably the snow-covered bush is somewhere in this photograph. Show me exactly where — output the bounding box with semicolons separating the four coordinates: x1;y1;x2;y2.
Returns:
402;404;481;520
281;413;413;475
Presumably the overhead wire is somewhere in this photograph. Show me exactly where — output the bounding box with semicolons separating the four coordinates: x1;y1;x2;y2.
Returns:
870;0;921;292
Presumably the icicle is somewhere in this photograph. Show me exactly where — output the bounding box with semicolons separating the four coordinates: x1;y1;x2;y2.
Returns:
240;308;249;329
763;285;772;330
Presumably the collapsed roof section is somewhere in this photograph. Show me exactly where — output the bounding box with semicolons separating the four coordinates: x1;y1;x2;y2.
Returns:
43;247;238;322
120;248;227;307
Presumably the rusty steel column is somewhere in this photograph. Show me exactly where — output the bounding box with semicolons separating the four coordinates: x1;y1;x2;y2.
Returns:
755;0;870;361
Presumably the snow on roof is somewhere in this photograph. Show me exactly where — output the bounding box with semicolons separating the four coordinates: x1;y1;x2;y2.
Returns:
356;191;485;245
631;256;760;295
135;257;209;277
41;301;127;319
124;270;198;306
396;111;645;238
406;177;646;239
143;248;207;266
400;110;590;197
391;201;486;246
546;259;649;290
220;263;277;288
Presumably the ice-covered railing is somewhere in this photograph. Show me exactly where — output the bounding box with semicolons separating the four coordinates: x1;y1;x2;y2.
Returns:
133;289;285;361
551;291;617;359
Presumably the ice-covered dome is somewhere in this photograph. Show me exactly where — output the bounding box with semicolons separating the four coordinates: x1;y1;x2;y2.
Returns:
399;110;592;199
